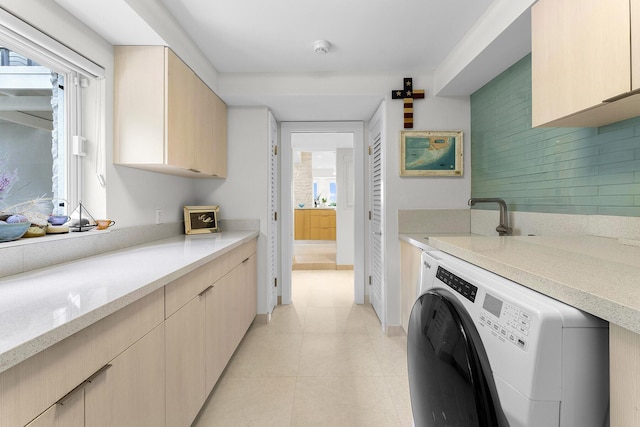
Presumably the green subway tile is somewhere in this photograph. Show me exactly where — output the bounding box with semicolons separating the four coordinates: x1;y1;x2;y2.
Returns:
471;53;640;217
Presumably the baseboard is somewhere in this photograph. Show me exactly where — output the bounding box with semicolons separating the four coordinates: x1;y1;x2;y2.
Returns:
386;325;406;337
254;313;269;325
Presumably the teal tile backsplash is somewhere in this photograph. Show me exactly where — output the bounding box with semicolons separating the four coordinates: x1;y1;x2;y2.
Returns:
471;54;640;216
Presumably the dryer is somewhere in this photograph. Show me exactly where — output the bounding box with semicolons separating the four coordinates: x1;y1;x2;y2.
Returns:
408;250;609;427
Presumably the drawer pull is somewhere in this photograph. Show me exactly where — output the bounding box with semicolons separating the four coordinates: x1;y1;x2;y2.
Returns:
56;364;112;405
242;257;250;264
199;285;214;296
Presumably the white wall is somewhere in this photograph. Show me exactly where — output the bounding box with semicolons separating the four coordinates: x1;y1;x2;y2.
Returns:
336;147;354;266
382;75;472;329
194;107;270;314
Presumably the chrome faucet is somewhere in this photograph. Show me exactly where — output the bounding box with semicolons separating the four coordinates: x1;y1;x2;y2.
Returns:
468;198;513;236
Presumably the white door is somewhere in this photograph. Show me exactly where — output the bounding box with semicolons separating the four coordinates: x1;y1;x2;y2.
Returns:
368;104;385;327
267;111;278;313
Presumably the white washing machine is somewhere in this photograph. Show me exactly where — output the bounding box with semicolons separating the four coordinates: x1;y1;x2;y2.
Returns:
408;250;609;427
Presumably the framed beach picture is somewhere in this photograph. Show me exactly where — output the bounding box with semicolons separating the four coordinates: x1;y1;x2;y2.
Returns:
400;130;463;176
184;205;220;234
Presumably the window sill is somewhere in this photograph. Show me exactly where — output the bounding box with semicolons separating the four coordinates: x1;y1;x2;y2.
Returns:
0;222;183;279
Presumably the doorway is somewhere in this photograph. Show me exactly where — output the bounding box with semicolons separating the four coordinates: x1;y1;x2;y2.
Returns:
280;122;365;306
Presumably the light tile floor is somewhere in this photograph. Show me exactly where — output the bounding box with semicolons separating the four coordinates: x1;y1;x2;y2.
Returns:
193;270;413;427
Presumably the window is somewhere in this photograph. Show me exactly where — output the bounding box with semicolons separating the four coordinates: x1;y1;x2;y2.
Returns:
0;48;65;209
0;8;104;218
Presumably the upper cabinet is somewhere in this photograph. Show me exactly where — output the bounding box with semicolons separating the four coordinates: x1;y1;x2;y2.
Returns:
114;46;227;178
532;0;640;127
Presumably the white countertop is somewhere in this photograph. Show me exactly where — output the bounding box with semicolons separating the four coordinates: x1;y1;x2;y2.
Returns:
0;230;258;373
403;234;640;335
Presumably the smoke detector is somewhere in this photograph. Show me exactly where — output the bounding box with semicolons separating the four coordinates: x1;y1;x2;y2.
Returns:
313;40;331;54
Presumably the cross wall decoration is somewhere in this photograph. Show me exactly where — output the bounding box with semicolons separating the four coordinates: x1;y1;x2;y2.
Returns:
391;77;425;129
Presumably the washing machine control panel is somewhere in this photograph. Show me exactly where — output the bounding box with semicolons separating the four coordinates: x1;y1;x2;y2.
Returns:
436;266;477;302
479;293;532;351
435;266;532;351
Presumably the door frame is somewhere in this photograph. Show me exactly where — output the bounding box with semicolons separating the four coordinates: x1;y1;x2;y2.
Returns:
280;121;365;305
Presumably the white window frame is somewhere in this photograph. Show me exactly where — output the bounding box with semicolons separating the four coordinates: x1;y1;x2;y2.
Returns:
0;7;104;212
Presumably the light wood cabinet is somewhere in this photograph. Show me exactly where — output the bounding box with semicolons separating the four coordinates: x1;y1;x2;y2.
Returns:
84;324;165;427
294;209;336;240
25;389;84;427
610;324;640;426
0;289;164;427
532;0;640;127
1;239;256;427
165;296;206;427
165;240;257;426
400;240;422;334
114;46;227;178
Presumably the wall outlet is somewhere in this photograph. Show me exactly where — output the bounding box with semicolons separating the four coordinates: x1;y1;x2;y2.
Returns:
155;209;163;224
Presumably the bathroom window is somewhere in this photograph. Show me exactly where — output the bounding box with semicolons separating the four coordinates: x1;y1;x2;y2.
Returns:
0;9;104;216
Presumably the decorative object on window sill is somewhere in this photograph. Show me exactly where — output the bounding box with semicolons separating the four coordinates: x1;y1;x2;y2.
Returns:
184;205;219;234
391;77;425;129
0;221;29;242
69;202;97;232
1;197;54;239
400;130;464;177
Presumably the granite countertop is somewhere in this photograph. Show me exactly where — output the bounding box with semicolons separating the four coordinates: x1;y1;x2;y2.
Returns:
403;234;640;335
0;230;258;373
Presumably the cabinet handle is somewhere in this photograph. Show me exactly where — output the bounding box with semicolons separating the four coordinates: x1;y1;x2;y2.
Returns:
602;88;640;103
199;285;214;296
242;257;250;263
188;168;202;174
56;364;112;405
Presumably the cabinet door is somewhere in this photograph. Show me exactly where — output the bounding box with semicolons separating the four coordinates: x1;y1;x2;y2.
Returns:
165;296;206;427
212;92;227;177
532;0;631;126
205;274;233;393
194;87;227;177
25;390;84;427
295;210;309;240
633;0;640;90
84;324;165;427
241;254;258;330
167;49;196;171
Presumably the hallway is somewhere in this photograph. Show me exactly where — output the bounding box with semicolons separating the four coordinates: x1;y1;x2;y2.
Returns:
193;270;412;426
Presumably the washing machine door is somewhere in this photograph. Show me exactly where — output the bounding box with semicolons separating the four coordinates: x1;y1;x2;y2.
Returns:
408;289;509;427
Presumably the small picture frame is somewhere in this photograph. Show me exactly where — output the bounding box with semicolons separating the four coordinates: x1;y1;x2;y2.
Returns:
183;205;220;234
400;130;463;176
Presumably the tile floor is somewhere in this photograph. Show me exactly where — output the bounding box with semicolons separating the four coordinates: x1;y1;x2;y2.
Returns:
193;270;413;427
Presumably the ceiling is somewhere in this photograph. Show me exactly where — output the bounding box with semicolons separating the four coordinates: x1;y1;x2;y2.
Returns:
156;0;494;74
53;0;532;121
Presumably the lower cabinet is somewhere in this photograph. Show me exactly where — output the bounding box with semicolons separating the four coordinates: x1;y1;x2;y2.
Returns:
25;389;84;427
27;324;165;427
166;250;258;426
2;238;257;427
84;324;165;427
165;296;206;427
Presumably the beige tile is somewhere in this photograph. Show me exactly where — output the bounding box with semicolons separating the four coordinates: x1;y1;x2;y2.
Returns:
197;269;412;426
384;375;414;427
299;334;383;377
251;304;305;335
193;375;296;427
303;306;368;335
225;330;302;377
291;376;402;427
371;335;408;377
